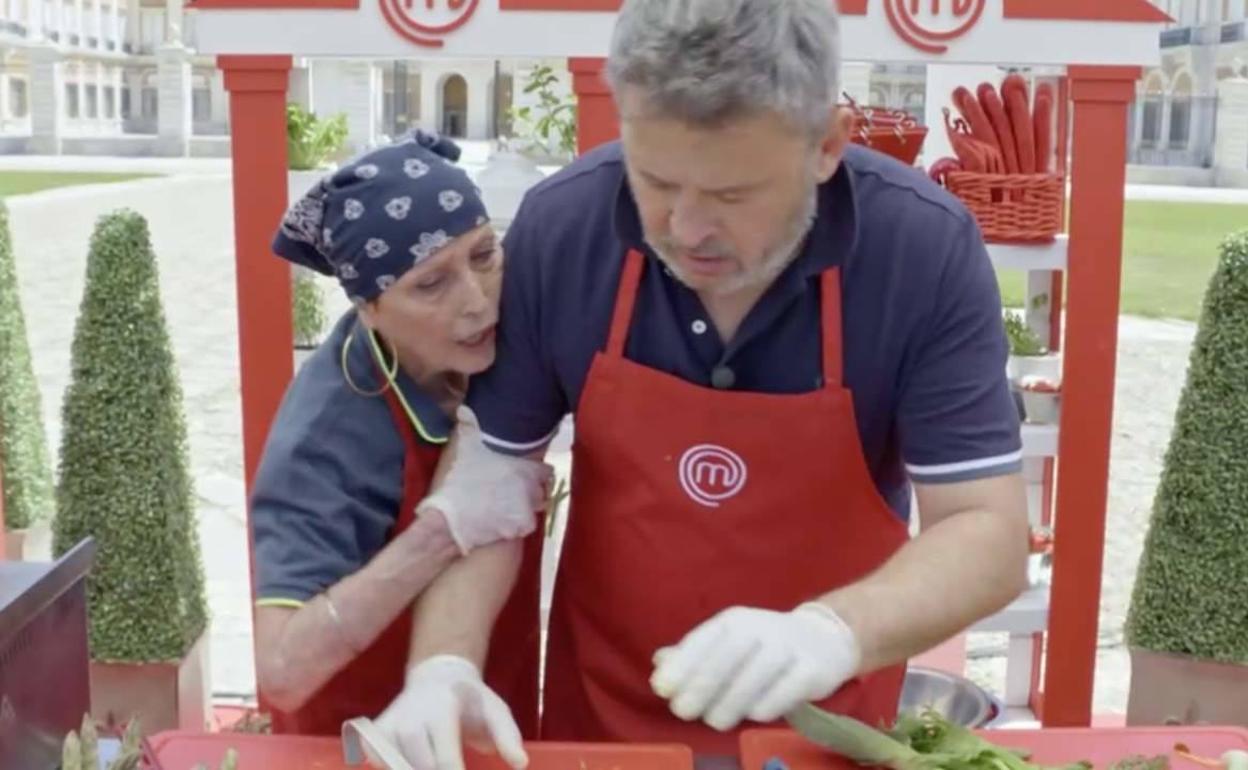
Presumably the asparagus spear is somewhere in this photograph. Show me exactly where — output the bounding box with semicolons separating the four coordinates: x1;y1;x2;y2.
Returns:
79;715;99;770
62;731;83;770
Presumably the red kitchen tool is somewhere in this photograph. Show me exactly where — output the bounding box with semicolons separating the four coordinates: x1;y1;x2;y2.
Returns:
741;722;1248;770
841;93;928;167
147;729;696;770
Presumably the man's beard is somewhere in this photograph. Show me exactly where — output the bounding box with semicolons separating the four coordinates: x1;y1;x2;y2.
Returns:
649;186;819;297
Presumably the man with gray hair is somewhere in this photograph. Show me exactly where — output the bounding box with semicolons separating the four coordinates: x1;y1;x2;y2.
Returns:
369;0;1029;767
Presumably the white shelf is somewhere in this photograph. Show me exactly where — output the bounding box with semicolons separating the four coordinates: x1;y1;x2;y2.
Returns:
970;582;1049;635
988;706;1041;729
1021;423;1058;458
987;235;1068;271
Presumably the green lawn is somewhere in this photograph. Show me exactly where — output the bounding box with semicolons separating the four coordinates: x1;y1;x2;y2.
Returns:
0;171;157;197
997;200;1248;322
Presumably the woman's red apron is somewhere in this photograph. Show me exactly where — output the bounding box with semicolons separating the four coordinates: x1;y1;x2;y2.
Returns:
269;385;542;738
541;249;911;756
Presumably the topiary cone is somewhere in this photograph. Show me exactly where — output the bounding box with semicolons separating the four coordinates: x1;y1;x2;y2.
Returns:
0;199;56;533
52;209;208;663
1125;229;1248;666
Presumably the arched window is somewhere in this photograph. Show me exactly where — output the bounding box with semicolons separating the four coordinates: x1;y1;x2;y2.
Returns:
441;74;468;138
1168;71;1193;150
1140;71;1166;147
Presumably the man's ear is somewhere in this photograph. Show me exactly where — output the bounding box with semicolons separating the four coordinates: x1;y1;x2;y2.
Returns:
812;105;855;183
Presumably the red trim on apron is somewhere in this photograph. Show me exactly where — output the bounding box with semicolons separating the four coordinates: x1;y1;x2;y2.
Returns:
541;249;909;756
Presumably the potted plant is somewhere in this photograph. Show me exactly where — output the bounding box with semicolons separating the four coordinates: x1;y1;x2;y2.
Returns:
0;200;56;561
1123;229;1248;727
286;102;349;175
506;63;577;166
285;102;345;364
292;268;327;369
52;210;211;735
1003;309;1061;385
1017;376;1060;424
287;102;348;207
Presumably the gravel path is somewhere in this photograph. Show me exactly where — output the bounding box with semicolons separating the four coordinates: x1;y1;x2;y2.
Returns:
5;174;1199;714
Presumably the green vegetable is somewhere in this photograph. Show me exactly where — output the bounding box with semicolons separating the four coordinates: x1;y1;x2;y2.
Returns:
1174;745;1248;770
59;715;144;770
786;705;1134;770
1106;756;1170;770
61;731;82;770
190;748;240;770
1222;751;1248;770
78;715;99;770
786;703;953;770
545;475;570;538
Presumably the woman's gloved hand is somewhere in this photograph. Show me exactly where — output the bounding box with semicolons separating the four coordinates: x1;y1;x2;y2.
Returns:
416;406;554;554
369;655;528;770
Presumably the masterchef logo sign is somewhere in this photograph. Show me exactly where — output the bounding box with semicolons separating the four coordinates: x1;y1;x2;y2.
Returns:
679;444;748;508
884;0;987;54
381;0;479;48
379;0;989;53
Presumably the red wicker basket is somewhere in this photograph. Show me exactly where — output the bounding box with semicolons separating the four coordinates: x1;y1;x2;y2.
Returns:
842;95;928;166
944;171;1064;243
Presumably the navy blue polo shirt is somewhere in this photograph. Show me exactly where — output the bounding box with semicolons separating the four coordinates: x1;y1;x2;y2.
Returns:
251;309;452;607
465;141;1022;521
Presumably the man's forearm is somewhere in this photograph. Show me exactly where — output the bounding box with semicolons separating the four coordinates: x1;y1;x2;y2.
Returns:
816;505;1029;675
407;536;525;669
257;508;460;710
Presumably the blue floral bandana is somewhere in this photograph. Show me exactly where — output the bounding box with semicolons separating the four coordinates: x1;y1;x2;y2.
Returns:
272;130;489;305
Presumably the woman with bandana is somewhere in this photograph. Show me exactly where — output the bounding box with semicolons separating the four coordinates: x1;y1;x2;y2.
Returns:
247;132;547;761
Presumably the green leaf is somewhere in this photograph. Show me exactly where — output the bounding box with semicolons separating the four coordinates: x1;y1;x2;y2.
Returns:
509;65;578;160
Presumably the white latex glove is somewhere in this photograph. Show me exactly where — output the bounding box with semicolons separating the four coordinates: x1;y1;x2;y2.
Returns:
369;655;528;770
417;406;553;554
649;603;861;732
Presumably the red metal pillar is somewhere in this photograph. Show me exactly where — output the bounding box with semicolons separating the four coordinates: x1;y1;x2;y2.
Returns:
220;55;294;500
1042;65;1140;727
221;54;292;711
569;57;619;153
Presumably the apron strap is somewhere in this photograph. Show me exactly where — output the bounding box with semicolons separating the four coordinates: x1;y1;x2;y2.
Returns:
606;249;646;357
820;267;844;388
378;368;422;533
608;248;844;388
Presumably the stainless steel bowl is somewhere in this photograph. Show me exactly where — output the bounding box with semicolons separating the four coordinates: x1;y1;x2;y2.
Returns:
899;666;999;727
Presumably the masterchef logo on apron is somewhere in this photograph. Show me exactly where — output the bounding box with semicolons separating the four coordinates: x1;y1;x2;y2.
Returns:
678;444;748;507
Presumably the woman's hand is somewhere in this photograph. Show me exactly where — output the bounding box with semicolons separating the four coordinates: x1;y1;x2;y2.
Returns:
369;655;528;770
416;407;553;554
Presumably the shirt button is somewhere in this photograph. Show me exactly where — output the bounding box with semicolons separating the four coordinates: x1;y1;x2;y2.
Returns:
691;319;708;335
711;365;736;390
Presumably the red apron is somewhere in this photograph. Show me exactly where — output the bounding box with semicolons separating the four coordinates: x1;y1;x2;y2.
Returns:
270;385;543;739
541;249;910;756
